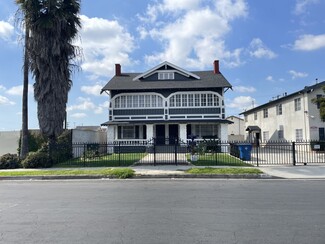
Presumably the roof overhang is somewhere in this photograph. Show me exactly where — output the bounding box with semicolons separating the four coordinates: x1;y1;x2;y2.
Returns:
246;126;261;132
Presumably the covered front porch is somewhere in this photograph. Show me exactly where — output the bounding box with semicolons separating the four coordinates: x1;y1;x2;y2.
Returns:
106;122;229;144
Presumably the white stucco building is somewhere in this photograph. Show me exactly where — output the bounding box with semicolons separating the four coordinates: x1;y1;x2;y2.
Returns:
226;116;245;141
240;81;325;142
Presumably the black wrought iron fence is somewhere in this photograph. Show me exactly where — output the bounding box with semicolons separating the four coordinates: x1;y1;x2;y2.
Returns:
51;139;325;167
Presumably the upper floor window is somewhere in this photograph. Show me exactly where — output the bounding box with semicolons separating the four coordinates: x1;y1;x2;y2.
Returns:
263;108;268;118
294;98;301;111
169;92;220;108
158;72;174;80
114;94;163;108
276;104;282;115
254;112;257;120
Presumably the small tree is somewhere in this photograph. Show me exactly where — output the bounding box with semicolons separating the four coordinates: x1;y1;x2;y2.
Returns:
312;85;325;121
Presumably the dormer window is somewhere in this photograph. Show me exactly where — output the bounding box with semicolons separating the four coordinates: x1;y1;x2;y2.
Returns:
158;72;174;80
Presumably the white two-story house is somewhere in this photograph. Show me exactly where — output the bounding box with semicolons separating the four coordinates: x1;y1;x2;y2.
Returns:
240;81;325;142
101;60;233;144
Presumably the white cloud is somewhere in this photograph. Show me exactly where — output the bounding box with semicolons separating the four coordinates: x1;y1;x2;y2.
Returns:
233;86;256;93
81;84;103;96
70;113;87;119
288;70;308;79
228;96;256;110
138;0;202;23
293;34;325;51
0;95;15;105
266;76;274;81
139;0;248;69
248;38;277;59
265;75;286;83
6;84;34;96
0;20;14;41
0;84;6;91
76;15;136;79
67;97;108;115
67;97;96;111
294;0;319;15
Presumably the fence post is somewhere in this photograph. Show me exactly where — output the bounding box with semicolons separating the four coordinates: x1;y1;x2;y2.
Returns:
175;138;178;166
292;141;296;166
256;145;259;167
153;138;156;166
83;143;86;167
118;141;121;166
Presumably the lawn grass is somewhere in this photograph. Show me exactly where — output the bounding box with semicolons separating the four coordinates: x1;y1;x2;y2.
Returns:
185;167;262;175
0;168;135;179
188;153;253;167
54;153;147;167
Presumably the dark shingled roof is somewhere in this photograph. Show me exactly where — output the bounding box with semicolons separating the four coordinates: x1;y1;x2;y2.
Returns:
101;71;232;92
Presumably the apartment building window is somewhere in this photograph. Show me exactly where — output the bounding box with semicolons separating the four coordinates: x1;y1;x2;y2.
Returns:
254;112;257;120
316;95;323;109
295;129;303;141
263;131;269;141
278;130;284;140
294;98;301;111
263;108;268;118
244;115;248;122
276;104;282;115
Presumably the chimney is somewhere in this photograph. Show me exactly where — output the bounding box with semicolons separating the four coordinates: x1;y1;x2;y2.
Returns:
115;64;121;76
213;60;220;74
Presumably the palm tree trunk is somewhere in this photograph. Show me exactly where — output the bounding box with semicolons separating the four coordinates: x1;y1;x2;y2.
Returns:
20;25;29;159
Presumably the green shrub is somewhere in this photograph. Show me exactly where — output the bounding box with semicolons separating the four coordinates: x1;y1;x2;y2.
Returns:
17;131;47;155
21;151;52;168
51;130;73;162
0;153;20;169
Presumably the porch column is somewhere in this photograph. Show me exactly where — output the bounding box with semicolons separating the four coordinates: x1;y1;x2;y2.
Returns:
146;124;154;141
107;125;115;142
179;124;187;143
219;124;228;153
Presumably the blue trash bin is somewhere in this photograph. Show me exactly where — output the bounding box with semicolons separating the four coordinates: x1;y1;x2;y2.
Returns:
237;143;252;161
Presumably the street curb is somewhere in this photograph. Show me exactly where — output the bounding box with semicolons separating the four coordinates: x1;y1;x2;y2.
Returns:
0;173;282;180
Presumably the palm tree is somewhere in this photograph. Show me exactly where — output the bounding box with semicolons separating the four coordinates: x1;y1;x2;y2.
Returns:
20;23;29;159
16;0;81;159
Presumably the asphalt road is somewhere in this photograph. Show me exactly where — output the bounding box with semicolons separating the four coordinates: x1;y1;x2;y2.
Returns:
0;179;324;244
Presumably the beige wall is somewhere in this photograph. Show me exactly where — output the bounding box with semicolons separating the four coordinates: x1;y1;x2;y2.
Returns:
0;131;20;156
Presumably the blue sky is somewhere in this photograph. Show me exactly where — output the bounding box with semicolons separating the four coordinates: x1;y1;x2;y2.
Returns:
0;0;325;131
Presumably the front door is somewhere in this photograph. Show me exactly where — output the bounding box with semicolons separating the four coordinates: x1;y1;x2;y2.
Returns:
156;125;165;145
169;124;179;144
319;128;325;141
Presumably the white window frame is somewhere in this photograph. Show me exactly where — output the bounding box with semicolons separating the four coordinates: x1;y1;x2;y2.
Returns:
158;72;174;80
294;98;301;111
295;129;303;141
263;108;268;118
276;104;282;115
263;131;269;141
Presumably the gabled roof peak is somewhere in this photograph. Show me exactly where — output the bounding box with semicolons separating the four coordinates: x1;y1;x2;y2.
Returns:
132;61;200;81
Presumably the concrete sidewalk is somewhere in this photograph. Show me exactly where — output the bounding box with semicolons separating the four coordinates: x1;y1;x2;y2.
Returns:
1;165;325;179
132;165;325;179
258;165;325;179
